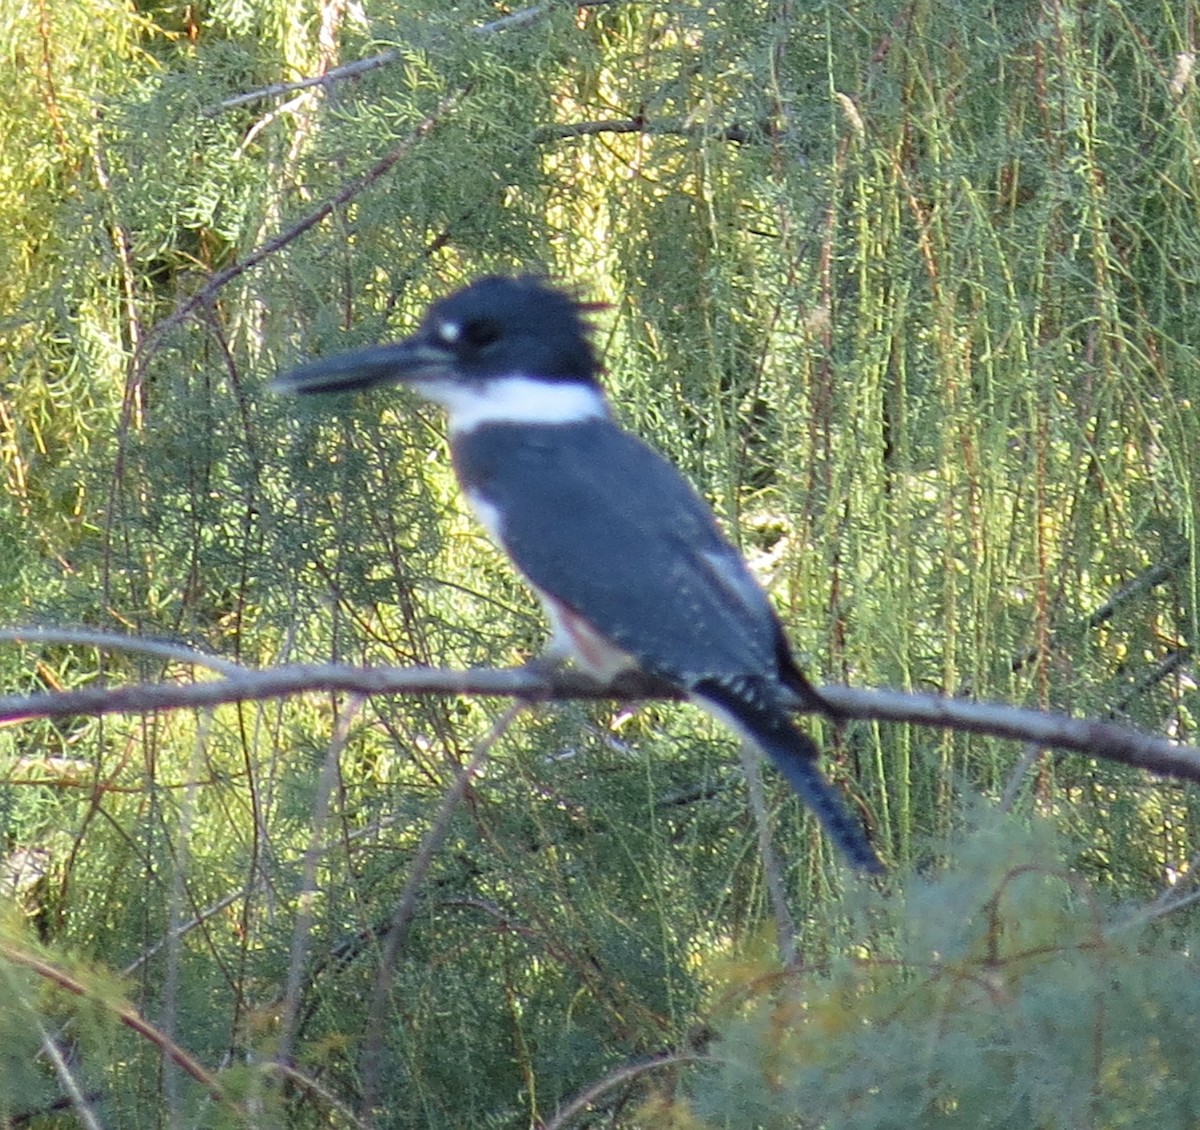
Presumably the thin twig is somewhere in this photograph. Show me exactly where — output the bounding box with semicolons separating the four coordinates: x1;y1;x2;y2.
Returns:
999;744;1044;812
1105;845;1200;936
122;891;244;975
1006;544;1191;680
1112;872;1200;932
134;89;465;373
474;0;614;32
541;1051;709;1130
0;942;242;1115
0;627;248;677
276;695;365;1068
263;1060;374;1129
532;116;775;144
35;1024;105;1130
359;702;523;1122
202;50;400;116
738;741;798;963
203;1;618;117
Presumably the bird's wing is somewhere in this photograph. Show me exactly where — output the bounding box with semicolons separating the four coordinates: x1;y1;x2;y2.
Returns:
452;420;787;683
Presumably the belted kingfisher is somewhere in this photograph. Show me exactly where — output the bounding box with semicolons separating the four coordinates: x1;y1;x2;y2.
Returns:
273;276;883;873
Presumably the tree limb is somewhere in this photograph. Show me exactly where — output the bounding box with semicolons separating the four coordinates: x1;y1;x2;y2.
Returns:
0;661;1196;785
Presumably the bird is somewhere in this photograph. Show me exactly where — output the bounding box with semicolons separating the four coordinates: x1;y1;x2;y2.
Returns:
272;275;884;874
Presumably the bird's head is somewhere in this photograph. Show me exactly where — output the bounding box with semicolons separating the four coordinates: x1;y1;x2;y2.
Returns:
272;276;609;430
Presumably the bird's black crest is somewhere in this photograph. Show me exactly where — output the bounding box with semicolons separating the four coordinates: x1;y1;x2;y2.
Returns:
421;275;605;384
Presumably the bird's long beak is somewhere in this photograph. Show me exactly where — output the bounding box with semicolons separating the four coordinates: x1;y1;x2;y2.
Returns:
270;338;453;395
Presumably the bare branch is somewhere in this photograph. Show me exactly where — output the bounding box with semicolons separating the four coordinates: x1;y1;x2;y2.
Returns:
262;1060;373;1130
739;740;798;962
0;942;242;1115
816;683;1200;784
542;1050;710;1130
33;1025;104;1130
0;626;248;677
122;891;244;975
360;703;521;1118
134;88;465;371
1007;544;1192;679
277;696;365;1069
0;659;1195;786
203;1;618;116
474;0;617;34
202;50;400;116
0;662;664;724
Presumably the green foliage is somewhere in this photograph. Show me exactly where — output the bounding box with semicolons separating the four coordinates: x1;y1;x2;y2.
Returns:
664;814;1200;1129
0;0;1198;1125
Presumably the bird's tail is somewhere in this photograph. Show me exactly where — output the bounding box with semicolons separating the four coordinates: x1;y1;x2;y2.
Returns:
693;679;885;875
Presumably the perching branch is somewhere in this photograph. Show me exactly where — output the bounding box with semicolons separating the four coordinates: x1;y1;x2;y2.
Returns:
0;658;1197;787
816;684;1200;784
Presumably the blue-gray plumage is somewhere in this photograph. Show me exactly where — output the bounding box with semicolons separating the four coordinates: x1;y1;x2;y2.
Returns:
273;276;884;873
452;420;786;679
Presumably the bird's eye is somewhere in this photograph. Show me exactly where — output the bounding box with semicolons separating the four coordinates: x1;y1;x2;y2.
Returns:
461;318;501;349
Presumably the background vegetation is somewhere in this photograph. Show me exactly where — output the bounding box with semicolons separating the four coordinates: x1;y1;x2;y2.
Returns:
1;0;1198;1125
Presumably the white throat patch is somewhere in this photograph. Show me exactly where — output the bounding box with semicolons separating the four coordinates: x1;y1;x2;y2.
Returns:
418;374;609;434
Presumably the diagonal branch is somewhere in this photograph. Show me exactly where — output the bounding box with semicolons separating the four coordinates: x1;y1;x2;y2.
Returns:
133;88;465;372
